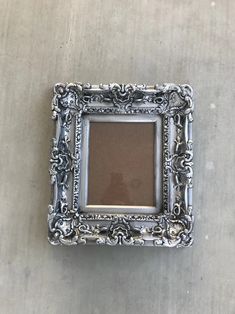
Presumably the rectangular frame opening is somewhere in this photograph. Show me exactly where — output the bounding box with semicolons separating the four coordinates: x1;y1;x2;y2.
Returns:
79;114;162;214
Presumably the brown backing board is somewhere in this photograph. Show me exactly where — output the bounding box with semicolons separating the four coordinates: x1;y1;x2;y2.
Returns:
88;122;155;206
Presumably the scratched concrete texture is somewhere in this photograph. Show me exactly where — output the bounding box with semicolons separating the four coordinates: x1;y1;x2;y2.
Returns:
0;0;235;313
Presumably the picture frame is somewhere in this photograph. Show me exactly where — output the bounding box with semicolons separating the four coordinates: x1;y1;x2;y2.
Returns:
48;83;194;247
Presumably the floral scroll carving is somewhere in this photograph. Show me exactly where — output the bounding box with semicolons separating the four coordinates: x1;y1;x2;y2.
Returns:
48;83;194;247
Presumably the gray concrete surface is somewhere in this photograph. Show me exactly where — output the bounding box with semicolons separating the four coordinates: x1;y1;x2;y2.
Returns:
0;0;235;313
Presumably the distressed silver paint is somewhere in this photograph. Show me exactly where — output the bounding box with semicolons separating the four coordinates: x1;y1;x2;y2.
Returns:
48;83;194;247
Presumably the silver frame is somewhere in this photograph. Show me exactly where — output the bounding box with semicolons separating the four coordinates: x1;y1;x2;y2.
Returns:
48;83;194;247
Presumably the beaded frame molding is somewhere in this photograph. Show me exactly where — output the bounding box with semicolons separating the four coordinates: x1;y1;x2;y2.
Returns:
48;83;194;247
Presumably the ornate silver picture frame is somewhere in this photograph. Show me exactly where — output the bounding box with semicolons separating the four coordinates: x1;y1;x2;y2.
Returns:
48;83;194;247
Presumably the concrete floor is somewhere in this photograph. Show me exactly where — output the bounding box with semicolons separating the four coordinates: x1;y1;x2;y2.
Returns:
0;0;235;313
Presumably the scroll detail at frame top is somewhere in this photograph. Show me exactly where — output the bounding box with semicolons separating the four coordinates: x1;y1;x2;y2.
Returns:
49;83;194;247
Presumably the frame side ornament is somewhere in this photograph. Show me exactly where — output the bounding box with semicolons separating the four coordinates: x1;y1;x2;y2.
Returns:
48;83;194;247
